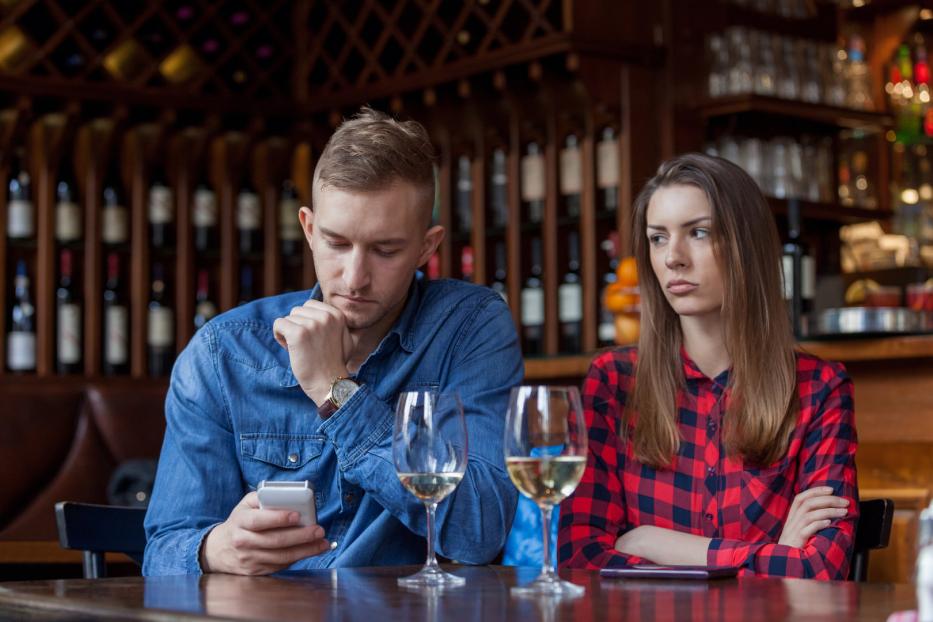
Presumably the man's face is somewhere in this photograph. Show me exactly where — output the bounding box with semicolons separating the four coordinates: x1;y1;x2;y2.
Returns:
302;181;442;332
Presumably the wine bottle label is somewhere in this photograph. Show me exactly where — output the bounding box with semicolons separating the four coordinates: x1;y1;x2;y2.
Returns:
7;331;36;370
237;192;261;230
148;185;174;224
599;320;616;343
781;254;816;300
57;303;82;364
7;199;34;238
560;147;582;195
105;306;128;365
521;288;545;326
521;153;546;202
457;174;472;192
597;137;620;189
102;206;129;243
279;198;302;241
148;307;174;347
55;201;83;241
558;282;583;322
192;188;218;227
196;301;218;322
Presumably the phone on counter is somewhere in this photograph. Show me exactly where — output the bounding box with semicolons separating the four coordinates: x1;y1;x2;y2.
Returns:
257;480;317;527
600;564;741;580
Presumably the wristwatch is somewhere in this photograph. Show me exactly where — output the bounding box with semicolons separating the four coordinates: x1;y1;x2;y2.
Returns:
317;376;359;419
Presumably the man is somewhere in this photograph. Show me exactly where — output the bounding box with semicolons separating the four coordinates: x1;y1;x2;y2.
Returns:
143;108;522;575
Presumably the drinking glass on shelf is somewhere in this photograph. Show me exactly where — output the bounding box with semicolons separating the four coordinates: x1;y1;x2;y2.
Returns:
504;385;588;596
393;390;468;588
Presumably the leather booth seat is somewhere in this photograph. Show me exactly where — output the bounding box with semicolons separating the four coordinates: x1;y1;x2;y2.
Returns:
0;379;167;541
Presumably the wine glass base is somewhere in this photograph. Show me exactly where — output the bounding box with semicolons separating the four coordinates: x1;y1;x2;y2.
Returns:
397;566;466;588
510;575;584;597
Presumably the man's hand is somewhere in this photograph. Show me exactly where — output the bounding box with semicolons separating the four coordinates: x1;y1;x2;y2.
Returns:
778;486;850;549
201;492;331;575
272;299;352;405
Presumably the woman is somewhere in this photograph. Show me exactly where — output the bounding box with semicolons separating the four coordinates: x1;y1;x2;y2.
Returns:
558;153;857;580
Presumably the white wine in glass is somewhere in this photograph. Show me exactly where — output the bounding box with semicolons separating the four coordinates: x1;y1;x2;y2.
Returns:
394;390;468;588
504;385;587;596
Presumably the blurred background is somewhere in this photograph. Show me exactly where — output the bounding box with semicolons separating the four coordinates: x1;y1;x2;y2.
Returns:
0;0;930;584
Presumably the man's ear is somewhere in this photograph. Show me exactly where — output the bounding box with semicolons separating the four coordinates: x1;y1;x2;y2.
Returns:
298;206;314;250
418;225;445;267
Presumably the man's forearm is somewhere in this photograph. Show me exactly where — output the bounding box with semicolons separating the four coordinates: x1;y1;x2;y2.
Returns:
615;525;711;566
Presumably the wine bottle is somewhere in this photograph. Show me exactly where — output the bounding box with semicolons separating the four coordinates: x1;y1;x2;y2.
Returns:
148;174;174;249
489;147;508;229
56;249;82;374
560;134;582;219
54;177;83;244
597;127;619;213
192;182;218;252
460;245;474;282
521;238;545;356
102;252;129;376
559;231;583;353
102;177;129;246
455;154;473;232
238;264;255;306
491;240;508;302
147;262;174;376
194;269;217;330
7;260;35;372
598;234;619;347
237;183;262;254
279;180;303;258
521;141;545;224
7;158;33;240
782;199;815;338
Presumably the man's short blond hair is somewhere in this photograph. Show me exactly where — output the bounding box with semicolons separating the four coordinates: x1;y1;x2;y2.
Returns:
312;107;437;225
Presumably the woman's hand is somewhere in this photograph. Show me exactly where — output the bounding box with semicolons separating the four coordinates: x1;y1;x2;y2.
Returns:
778;486;850;549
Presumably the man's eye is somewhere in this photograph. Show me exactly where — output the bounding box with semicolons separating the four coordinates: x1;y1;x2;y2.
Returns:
326;241;349;249
375;248;399;257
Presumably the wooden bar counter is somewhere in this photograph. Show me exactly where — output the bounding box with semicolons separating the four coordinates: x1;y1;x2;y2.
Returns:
0;566;920;621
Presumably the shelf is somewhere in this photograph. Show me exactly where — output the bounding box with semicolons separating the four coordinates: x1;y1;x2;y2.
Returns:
842;0;933;22
710;0;839;42
524;334;933;380
800;333;933;362
767;197;894;225
693;95;893;132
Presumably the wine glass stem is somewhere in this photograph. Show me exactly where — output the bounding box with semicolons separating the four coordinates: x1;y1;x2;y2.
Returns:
538;502;557;581
423;501;440;571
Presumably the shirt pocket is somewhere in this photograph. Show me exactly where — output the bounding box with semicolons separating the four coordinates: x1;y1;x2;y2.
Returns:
740;457;794;542
239;434;327;489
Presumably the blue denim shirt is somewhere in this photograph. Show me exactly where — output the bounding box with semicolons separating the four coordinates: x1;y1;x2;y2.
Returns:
143;275;523;575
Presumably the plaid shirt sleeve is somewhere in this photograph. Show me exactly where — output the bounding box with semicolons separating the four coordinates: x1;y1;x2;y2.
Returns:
707;362;859;579
557;350;645;569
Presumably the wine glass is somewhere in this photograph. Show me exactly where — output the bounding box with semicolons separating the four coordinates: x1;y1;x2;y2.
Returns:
504;385;587;596
393;390;468;588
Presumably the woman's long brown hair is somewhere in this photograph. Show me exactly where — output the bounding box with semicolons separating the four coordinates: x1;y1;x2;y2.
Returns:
629;153;798;468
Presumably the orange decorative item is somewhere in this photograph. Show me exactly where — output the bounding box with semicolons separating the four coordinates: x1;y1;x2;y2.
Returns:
603;255;641;345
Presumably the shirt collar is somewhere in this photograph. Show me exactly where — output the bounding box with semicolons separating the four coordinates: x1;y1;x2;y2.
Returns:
680;345;731;388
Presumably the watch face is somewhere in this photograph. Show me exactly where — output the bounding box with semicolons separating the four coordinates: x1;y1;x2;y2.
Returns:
332;379;359;405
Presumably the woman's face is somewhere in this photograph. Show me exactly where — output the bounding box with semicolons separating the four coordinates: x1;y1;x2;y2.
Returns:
646;184;725;319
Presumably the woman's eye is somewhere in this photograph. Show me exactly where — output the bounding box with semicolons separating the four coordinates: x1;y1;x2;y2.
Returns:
693;228;710;239
648;234;666;245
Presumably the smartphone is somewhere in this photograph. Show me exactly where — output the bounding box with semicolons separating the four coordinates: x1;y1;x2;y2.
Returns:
599;565;741;580
256;480;317;527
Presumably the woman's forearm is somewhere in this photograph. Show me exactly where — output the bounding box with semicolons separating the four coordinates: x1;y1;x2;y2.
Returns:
615;526;712;565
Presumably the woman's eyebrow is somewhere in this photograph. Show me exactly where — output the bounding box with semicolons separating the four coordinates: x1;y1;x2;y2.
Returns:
646;216;712;231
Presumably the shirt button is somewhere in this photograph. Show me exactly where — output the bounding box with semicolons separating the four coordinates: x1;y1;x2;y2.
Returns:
287;453;299;464
343;493;354;503
705;513;714;521
707;466;716;475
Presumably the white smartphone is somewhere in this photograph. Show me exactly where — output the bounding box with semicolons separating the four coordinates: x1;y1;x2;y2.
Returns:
256;480;317;527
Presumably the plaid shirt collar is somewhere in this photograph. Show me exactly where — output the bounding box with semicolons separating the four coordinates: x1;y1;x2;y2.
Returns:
680;345;731;390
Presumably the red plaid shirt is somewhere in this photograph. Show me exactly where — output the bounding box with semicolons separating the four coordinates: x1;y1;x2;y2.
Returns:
558;346;858;580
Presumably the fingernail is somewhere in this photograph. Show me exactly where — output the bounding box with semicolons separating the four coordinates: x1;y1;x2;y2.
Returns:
842;499;850;505
289;512;299;524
